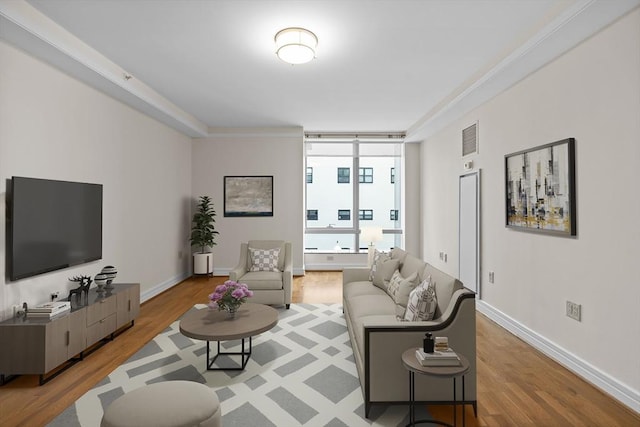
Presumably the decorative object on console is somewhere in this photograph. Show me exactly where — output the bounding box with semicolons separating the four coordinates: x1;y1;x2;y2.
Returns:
435;336;449;351
208;280;253;318
101;266;118;289
505;137;576;236
190;195;218;276
67;275;92;300
361;226;383;267
94;272;108;293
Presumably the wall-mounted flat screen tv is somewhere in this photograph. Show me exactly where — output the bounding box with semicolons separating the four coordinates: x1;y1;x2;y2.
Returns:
8;176;103;281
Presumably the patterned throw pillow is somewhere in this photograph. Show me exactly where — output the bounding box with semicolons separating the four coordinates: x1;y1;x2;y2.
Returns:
249;247;281;272
369;250;389;281
387;270;418;304
403;276;437;321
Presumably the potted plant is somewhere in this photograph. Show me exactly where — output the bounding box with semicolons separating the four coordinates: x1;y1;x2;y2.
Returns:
190;195;219;275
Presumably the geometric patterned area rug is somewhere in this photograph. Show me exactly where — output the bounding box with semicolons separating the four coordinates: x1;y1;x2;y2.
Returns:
48;303;429;427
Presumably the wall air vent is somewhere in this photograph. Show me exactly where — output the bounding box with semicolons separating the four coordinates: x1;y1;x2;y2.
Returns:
462;123;478;157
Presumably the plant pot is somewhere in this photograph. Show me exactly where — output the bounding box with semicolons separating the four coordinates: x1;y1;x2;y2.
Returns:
193;252;213;275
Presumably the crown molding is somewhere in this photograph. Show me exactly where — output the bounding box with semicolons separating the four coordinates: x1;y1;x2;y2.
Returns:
0;0;208;137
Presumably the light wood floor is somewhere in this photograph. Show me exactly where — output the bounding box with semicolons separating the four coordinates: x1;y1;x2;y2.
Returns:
1;273;638;426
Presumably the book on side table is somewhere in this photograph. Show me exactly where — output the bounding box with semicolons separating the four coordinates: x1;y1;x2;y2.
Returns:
415;348;461;366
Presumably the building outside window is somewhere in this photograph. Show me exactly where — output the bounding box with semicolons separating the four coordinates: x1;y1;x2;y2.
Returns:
305;140;403;252
390;209;398;220
337;167;350;183
338;209;351;220
359;167;373;183
359;209;373;220
307;209;318;221
306;167;313;183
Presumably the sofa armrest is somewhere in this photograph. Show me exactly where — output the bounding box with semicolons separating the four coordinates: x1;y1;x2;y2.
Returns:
229;243;249;281
362;292;476;403
343;267;371;286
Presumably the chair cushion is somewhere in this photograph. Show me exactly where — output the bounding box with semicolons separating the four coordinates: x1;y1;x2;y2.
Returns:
237;271;284;290
249;247;280;272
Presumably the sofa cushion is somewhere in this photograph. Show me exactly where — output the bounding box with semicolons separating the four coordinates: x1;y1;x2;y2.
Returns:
346;294;397;319
372;258;400;290
404;277;437;321
249;247;280;272
369;250;389;281
344;281;388;300
386;270;419;317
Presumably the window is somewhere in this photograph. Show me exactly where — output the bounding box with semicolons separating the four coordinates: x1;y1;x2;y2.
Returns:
390;209;398;220
359;209;373;220
305;140;403;252
359;167;373;183
390;167;395;184
307;210;318;220
337;167;350;183
338;209;351;220
306;167;313;183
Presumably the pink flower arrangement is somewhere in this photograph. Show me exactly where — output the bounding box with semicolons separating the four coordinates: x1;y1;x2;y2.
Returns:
208;280;253;311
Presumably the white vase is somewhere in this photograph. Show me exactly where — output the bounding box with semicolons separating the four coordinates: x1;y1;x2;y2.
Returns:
193;252;213;275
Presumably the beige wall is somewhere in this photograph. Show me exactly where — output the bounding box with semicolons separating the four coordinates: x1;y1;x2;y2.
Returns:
191;131;305;274
421;9;640;409
0;40;193;319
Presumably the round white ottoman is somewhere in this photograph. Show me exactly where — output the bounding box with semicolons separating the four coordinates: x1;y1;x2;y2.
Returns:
101;380;221;427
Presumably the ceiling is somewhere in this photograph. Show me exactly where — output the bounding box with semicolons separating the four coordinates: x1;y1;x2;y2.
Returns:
1;0;638;140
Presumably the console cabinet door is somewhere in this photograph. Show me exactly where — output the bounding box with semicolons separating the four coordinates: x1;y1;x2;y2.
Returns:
67;308;86;358
44;316;70;373
116;284;140;329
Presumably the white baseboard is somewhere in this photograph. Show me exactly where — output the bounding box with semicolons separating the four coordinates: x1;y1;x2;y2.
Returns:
140;272;190;303
477;300;640;414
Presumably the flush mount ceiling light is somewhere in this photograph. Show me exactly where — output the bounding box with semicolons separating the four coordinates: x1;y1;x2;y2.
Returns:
274;27;317;65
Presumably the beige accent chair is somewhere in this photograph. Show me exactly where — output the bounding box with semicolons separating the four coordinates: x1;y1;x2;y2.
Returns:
229;240;292;309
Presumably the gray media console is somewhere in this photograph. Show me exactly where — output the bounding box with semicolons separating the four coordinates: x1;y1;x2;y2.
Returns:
0;283;140;385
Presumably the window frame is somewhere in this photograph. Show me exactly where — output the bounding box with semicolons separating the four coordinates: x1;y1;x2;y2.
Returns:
337;167;350;183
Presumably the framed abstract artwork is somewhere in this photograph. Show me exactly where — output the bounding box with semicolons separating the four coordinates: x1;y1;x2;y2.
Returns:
505;138;576;236
224;176;273;217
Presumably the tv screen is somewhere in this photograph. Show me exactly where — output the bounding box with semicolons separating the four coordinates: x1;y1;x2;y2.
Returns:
8;176;103;281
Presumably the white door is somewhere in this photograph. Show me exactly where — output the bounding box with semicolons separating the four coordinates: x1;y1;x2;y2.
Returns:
459;171;480;295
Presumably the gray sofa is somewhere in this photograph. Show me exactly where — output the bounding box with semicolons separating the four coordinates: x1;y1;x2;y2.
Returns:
342;247;476;417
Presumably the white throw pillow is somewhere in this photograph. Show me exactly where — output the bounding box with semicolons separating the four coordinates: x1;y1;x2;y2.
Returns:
403;277;437;321
249;247;281;272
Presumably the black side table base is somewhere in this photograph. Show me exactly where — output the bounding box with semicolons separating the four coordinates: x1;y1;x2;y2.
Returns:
206;337;252;371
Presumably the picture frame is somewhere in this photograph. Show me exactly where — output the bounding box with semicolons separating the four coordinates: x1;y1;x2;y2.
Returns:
224;176;273;217
505;138;576;236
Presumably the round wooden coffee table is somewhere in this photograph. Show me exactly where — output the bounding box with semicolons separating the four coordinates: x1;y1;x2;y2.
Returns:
179;303;278;370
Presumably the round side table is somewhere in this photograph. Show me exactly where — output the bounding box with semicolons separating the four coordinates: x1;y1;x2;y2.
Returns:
401;347;470;427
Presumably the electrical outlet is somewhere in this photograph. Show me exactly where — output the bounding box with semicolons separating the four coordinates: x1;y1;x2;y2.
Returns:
51;291;60;301
439;252;444;260
566;301;581;321
443;253;448;262
488;271;495;283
